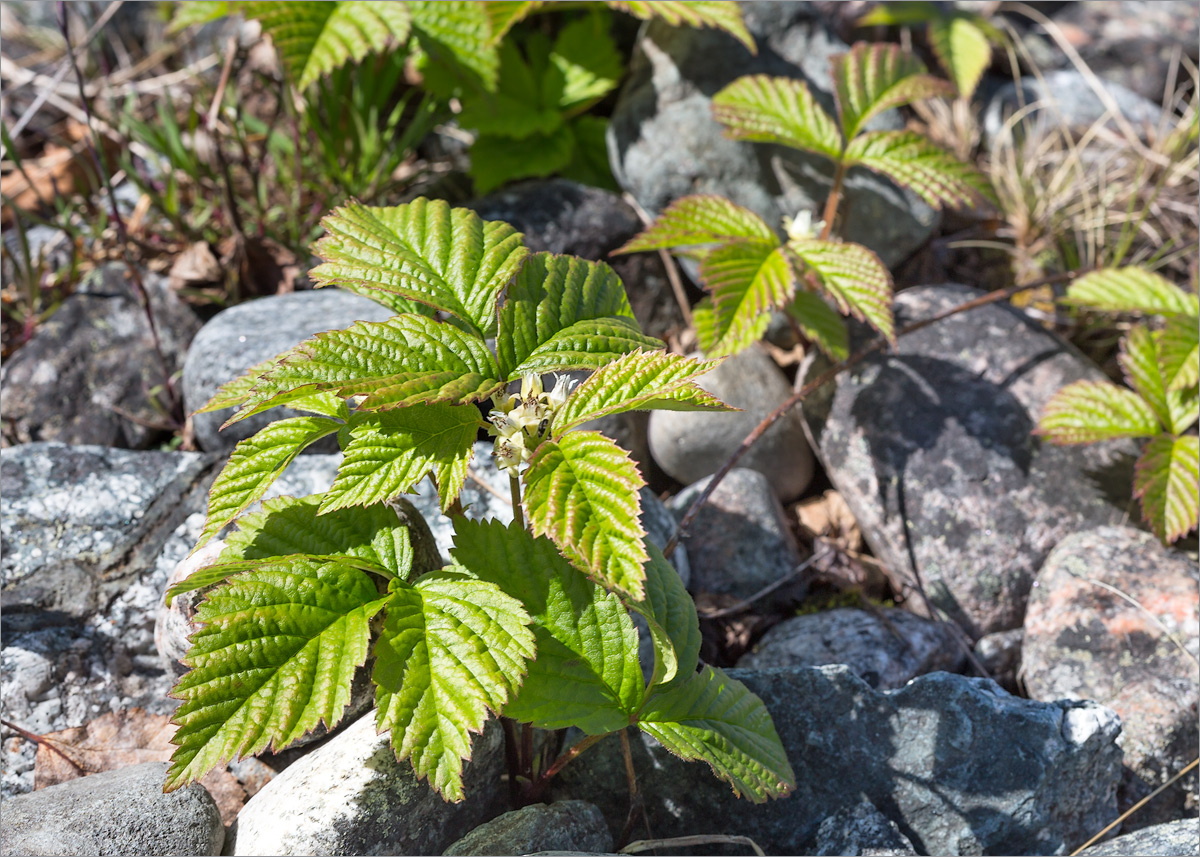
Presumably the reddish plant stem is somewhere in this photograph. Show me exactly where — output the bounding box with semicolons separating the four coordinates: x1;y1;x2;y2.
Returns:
819;160;847;241
662;270;1086;559
523;732;606;802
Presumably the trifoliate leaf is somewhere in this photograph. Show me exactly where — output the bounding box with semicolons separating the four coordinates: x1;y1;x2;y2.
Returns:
470;124;577;193
1119;327;1198;435
637;665;795;802
712;75;843;161
1036;380;1162;444
609;1;755;53
322;405;481;513
196;417;341;551
524;431;649;599
243;1;412;91
553;350;730;433
483;1;541;44
844;130;996;209
311;199;529;336
623;542;701;689
165;557;391;790
227;314;502;424
613;195;778;258
1065;268;1200;317
832;42;954;140
451;519;644;733
928;13;992;100
787;289;850;360
374;572;534;801
1134;435;1200;543
552;12;623;112
700;241;796;358
409;1;499;92
496;253;654;377
788;238;894;342
1160;314;1199;392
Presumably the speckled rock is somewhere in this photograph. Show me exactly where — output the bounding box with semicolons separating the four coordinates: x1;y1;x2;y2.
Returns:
813;798;916;856
799;285;1135;638
609;2;938;269
0;762;223;856
1;264;200;449
1080;817;1200;856
182;290;393;453
1021;526;1199;825
229;714;507;856
666;468;800;601
555;666;1122;855
443;801;612;856
737;607;964;689
974;627;1024;687
650;346;814;501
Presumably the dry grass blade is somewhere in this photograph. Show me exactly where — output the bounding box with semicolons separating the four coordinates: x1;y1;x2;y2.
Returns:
621;834;766;856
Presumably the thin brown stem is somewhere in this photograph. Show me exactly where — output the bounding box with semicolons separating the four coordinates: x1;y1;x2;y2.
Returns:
1069;758;1199;855
663;270;1086;558
1;718;81;770
524;732;607;802
510;475;525;529
617;728;646;849
819;160;847;241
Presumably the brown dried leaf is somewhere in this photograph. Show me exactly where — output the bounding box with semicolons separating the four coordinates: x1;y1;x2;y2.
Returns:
169;241;223;289
795;489;863;553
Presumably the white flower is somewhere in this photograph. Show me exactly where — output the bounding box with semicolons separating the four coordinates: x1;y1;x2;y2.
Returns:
547;373;579;409
493;432;529;474
784;209;824;242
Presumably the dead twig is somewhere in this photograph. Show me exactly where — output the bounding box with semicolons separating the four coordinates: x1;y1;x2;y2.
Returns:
1069;758;1199;856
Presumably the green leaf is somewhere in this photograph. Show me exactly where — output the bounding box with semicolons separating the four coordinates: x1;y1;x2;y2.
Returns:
553;350;730;433
693;297;769;357
243;1;412;90
552;12;623;112
700;241;796;358
712;75;843;161
855;1;940;26
560;116;617;190
1119;327;1198;435
496;253;655;377
168;1;230;33
624;542;701;689
228;314;502;424
470;125;577;193
409;1;499;92
787;289;850;360
167;552;393;606
637;665;795;802
832;42;954;140
1065;268;1200;317
1036;380;1162;444
608;1;756;53
311;199;529;336
788;238;894;341
613;195;778;258
456;39;564;139
845;130;996;210
483;0;541;44
523;431;649;598
1160;314;1200;392
928;13;992;100
1135;435;1199;543
199;358;347;420
322;404;481;513
374;572;534;801
196;417;341;551
451;519;644;733
517;317;665;375
165;557;391;790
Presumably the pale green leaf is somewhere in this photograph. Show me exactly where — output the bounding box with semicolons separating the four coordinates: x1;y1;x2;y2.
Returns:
832;42;954;140
524;431;649;598
712;75;843;161
788;238;894;341
514;317;665;375
198;354;347;419
322;405;481;513
845;130;996;209
168;1;230;34
1160;314;1199;392
623;542;701;689
1119;326;1198;435
613;195;777;258
928;13;992;99
609;1;755;53
470;125;576;193
693;297;769;357
553;350;730;433
166;552;392;605
409;1;499;91
374;572;534;801
483;0;541;44
787;289;850;360
1065;268;1200;317
451;519;644;733
855;1;941;26
637;665;795;802
699;241;796;358
552;12;623;112
1135;435;1200;543
243;1;413;90
1036;380;1162;444
456;39;563;139
196;417;341;550
311;199;529;336
165;557;390;790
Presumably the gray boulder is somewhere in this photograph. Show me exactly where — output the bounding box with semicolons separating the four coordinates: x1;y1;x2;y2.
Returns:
799;285;1134;637
1021;527;1199;825
737;607;964;689
650;345;814;501
609;2;938;270
1080;818;1200;857
813;798;916;856
443;801;612;856
182;290;392;453
0;264;200;449
0;762;223;856
555;666;1122;855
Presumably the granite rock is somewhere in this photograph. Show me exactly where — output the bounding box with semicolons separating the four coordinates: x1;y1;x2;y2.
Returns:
812;798;917;856
1080;817;1200;857
443;801;612;856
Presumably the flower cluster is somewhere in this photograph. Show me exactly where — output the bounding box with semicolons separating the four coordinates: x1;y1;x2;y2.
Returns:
487;373;577;474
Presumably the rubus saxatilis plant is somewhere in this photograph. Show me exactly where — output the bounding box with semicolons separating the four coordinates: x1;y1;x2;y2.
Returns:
162;197;796;804
615;42;996;360
1037;267;1200;543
